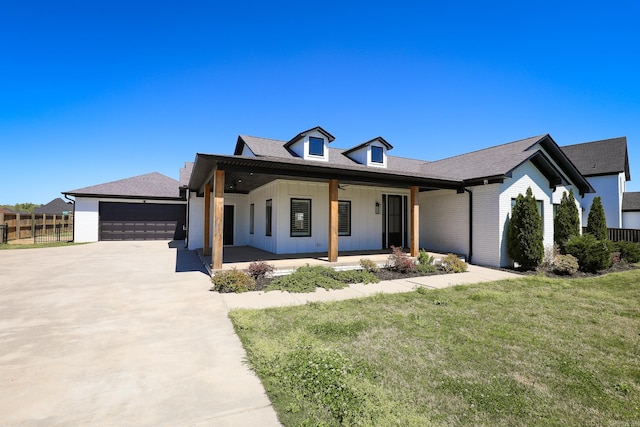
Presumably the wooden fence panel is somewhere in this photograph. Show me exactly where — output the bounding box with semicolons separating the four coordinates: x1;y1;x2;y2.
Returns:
582;227;640;243
1;213;73;242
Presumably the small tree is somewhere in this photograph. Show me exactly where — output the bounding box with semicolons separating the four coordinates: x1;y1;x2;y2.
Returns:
507;187;544;270
554;189;581;248
586;196;608;240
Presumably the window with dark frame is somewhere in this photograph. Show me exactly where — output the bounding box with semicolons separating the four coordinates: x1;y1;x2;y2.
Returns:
511;197;544;231
249;203;254;234
338;200;351;236
371;146;384;163
309;137;324;156
290;198;311;237
265;199;272;236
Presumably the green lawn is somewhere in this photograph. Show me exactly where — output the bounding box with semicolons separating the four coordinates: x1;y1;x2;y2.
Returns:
230;271;640;426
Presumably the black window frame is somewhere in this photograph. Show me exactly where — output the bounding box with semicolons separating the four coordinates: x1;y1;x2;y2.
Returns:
290;198;312;237
338;200;351;236
308;137;324;156
249;203;254;234
265;199;272;237
371;146;384;164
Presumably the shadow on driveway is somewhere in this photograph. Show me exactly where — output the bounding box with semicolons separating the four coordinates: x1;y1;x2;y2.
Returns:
169;240;209;275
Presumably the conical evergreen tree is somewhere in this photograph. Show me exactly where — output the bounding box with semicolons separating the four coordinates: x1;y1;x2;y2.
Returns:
586;196;608;240
554;188;581;248
507;187;544;269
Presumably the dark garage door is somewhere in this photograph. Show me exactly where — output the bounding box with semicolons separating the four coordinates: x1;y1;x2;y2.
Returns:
99;202;186;241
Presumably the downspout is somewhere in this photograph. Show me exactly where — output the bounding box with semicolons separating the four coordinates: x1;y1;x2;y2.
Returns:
464;188;473;264
63;194;75;242
184;188;190;248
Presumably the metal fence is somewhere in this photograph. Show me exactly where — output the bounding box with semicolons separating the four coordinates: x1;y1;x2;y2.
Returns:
34;222;73;244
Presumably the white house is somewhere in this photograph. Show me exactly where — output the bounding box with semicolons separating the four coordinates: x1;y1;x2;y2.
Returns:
622;192;640;229
561;137;630;228
186;128;592;269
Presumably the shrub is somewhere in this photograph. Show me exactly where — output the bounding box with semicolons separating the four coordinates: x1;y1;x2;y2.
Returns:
586;196;608;240
613;241;640;263
267;265;378;293
211;268;256;293
554;189;581;248
416;262;438;274
386;246;416;273
507;187;544;270
247;260;275;279
552;254;579;275
359;258;379;273
564;234;612;273
418;249;435;266
439;254;468;273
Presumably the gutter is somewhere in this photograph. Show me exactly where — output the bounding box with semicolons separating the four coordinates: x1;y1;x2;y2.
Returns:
465;188;473;263
63;193;75;242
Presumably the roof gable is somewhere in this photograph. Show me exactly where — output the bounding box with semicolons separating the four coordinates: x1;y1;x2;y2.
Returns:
342;137;393;155
284;126;335;148
561;137;630;180
64;172;183;199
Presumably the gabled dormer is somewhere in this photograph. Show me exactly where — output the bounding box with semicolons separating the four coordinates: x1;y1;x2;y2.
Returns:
284;126;335;162
343;137;393;168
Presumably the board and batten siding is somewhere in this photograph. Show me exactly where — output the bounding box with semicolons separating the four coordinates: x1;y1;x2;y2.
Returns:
224;193;249;246
246;181;278;253
469;183;501;267
187;193;204;250
74;197;99;242
419;190;469;257
623;211;640;229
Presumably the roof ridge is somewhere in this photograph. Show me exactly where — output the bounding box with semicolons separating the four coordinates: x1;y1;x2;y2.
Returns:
425;134;547;165
562;136;627;149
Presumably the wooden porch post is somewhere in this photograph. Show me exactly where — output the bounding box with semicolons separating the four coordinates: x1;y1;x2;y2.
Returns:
410;186;419;257
203;182;211;256
328;179;338;262
212;170;225;270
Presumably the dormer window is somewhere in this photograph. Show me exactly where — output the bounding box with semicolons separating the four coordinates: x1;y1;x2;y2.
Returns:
309;137;324;156
371;146;384;164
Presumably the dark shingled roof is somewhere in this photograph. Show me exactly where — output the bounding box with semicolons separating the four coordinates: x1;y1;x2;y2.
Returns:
343;137;394;155
561;137;630;180
64;172;183;199
34;198;72;214
622;192;640;212
419;135;546;181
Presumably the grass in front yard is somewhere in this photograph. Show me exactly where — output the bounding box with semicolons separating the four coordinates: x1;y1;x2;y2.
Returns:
230;271;640;426
0;241;85;250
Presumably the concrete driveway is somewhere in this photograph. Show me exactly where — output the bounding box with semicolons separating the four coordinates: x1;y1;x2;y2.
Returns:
0;241;280;426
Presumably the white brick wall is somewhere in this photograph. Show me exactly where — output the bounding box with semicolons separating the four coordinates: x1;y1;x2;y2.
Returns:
74;197;99;242
419;190;470;257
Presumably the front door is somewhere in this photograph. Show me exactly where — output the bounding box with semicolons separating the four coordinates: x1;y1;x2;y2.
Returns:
223;205;234;245
387;195;403;247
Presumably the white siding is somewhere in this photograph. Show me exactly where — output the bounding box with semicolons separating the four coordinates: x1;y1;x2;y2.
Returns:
471;184;501;267
582;174;624;228
246;182;278;253
623;212;640;229
74;197;99;242
241;144;255;156
187;193;204;250
287;129;330;162
224;193;249;246
344;141;388;168
419;190;469;256
498;161;554;267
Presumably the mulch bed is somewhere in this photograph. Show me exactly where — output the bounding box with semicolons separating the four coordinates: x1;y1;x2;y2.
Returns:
497;261;638;279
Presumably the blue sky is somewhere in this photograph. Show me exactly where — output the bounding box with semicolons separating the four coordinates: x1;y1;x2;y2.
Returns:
2;1;639;204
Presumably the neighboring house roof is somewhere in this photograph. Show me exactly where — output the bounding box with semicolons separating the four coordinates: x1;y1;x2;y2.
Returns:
622;192;640;212
561;137;630;180
34;198;72;214
0;207;15;214
63;172;184;200
179;162;193;187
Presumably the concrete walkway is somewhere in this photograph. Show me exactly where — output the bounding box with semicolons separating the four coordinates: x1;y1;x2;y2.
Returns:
0;241;280;426
221;264;523;309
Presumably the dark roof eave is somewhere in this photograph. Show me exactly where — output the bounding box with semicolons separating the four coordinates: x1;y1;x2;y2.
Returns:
190;154;463;191
62;192;186;201
534;137;595;195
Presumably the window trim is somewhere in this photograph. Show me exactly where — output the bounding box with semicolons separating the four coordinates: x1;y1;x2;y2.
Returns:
308;136;324;157
371;146;384;164
265;199;272;237
338;200;351;236
290;198;312;237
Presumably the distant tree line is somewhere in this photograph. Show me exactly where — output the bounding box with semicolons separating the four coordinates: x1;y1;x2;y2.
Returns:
0;203;41;213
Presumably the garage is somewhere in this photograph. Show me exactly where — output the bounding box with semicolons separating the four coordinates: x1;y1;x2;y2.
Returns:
99;202;186;241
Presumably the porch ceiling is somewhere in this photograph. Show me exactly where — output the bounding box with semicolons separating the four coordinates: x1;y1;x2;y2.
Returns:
189;153;464;194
